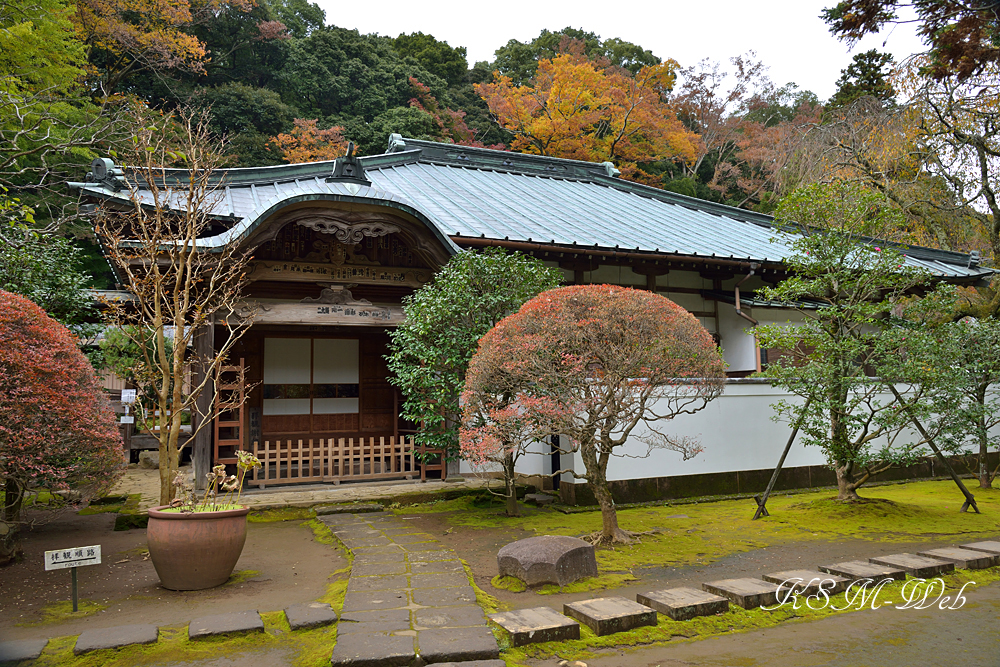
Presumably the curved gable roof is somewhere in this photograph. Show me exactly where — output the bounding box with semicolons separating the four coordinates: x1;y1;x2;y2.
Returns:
68;136;993;282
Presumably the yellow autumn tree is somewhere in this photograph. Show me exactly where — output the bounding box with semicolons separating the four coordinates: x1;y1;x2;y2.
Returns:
475;51;698;184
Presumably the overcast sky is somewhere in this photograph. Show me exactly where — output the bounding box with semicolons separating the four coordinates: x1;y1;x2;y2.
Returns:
313;0;926;101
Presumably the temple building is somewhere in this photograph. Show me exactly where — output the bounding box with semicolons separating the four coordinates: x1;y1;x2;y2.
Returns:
71;135;993;493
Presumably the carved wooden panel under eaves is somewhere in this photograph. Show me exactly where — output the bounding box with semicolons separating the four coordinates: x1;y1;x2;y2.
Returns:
254;224;428;269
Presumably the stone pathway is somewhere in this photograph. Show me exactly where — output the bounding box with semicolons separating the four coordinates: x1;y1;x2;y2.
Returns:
321;511;501;666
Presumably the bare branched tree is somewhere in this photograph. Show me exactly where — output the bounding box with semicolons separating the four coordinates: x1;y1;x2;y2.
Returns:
93;107;254;505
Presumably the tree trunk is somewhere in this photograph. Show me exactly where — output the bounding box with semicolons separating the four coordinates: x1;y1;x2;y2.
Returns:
581;440;631;543
1;478;24;566
976;416;993;489
503;452;520;517
835;463;861;501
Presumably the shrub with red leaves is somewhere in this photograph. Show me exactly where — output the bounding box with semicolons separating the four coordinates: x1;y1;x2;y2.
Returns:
462;284;725;543
0;290;124;564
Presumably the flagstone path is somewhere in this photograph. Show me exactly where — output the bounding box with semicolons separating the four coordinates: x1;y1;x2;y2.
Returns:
321;511;501;667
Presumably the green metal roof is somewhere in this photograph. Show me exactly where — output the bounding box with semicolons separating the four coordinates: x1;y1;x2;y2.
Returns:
68;135;993;282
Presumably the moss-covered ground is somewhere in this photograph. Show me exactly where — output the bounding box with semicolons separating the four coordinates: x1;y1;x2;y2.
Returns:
398;480;1000;665
400;481;1000;575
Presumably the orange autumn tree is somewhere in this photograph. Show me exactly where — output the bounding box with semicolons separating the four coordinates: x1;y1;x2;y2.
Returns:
271;119;349;163
475;51;699;184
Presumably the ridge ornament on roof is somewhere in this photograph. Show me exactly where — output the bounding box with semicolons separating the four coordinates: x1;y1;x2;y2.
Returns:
326;142;370;192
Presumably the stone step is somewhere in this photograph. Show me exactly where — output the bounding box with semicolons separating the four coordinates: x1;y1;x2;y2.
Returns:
563;597;657;636
329;632;415;667
960;541;1000;556
284;602;338;630
818;560;906;582
702;578;779;609
74;624;158;655
868;553;954;578
489;607;580;646
416;626;500;664
761;570;850;596
0;639;48;664
636;587;728;621
188;610;264;640
916;547;999;570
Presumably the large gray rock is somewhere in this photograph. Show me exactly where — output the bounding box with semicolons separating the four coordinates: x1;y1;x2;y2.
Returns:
497;535;597;587
138;450;159;469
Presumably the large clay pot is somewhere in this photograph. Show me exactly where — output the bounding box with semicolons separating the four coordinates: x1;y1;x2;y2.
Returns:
146;505;250;590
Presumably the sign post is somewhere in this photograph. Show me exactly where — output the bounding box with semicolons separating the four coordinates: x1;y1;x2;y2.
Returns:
44;545;101;612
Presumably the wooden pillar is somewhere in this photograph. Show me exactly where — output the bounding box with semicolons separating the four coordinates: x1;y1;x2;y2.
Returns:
192;322;215;490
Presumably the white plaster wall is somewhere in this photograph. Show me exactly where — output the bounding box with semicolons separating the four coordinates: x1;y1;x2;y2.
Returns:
718;305;757;372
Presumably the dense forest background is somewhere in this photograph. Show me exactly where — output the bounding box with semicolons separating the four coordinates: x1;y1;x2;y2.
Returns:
1;0;998;295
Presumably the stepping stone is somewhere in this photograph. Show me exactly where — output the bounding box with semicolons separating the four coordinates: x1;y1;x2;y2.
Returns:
525;493;555;506
0;639;48;664
342;590;409;612
407;550;456;562
819;561;906;582
489;606;581;646
352;561;408;577
416;626;500;663
869;553;954;577
414;605;486;630
74;624;158;655
317;503;384;515
498;535;598;587
430;661;506;667
702;578;779;609
330;632;415;667
960;541;1000;556
636;587;729;621
353;550;406;565
917;547;999;570
410;559;464;574
401;542;446;552
284;602;339;630
411;572;470;589
338;608;410;636
761;570;851;596
346;573;408;593
412;586;477;607
188;610;264;639
337;535;392;549
563;597;657;636
392;533;436;544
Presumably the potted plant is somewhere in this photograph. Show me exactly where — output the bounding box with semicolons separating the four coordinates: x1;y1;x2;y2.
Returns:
146;450;261;590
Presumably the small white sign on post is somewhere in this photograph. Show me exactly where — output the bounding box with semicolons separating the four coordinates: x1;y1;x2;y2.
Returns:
45;544;101;612
120;415;135;425
120;389;137;404
45;545;101;570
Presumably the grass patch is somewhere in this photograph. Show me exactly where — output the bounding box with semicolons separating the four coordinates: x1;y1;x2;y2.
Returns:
501;567;1000;665
491;575;527;593
113;494;146;531
224;569;262;586
536;572;638;595
17;600;108;627
249;507;315;523
459;559;503;614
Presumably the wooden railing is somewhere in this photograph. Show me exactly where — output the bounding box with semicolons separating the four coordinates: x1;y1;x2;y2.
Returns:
251;436;418;488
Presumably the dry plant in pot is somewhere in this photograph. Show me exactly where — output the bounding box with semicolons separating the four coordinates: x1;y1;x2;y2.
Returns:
146;450;261;590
